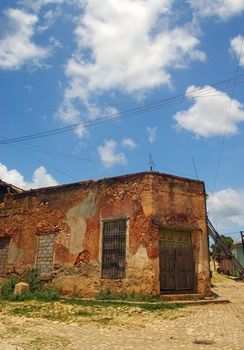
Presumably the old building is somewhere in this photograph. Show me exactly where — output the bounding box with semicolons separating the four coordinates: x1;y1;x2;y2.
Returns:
0;172;211;297
216;242;244;277
0;179;22;202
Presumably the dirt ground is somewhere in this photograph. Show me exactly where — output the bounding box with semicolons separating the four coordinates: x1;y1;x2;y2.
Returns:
0;272;243;350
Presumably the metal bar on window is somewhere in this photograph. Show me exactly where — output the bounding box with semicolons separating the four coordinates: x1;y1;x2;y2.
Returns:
102;219;126;279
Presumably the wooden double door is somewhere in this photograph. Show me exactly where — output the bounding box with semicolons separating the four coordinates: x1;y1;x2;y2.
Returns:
159;229;195;292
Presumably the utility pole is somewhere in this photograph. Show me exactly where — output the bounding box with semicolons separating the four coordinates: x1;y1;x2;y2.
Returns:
240;231;244;255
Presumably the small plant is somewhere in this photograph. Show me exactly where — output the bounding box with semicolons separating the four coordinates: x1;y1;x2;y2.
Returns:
34;285;61;301
137;302;181;311
1;276;19;300
22;269;43;292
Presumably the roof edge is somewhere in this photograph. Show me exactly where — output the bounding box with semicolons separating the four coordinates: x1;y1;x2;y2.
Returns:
0;179;23;193
10;171;204;196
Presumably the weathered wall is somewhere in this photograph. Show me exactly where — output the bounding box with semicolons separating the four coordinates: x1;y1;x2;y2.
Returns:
0;172;210;297
151;174;211;295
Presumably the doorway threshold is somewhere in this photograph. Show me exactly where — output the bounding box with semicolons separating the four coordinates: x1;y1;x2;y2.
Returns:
160;293;205;301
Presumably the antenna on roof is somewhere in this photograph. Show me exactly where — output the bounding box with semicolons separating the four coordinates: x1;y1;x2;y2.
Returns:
149;151;154;172
192;157;199;180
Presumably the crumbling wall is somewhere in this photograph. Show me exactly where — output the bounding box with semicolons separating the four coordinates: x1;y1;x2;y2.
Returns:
151;173;210;295
0;174;159;296
0;172;210;297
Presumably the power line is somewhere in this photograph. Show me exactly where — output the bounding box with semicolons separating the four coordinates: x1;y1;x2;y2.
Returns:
0;135;79;182
153;162;195;178
0;74;244;146
0;73;242;118
11;142;94;163
0;102;137;117
212;36;244;193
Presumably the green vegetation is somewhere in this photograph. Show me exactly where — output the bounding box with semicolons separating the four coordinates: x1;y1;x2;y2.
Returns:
11;305;42;316
95;288;160;302
211;235;234;255
0;296;181;327
0;276;19;299
62;297;181;312
0;269;60;302
22;269;43;293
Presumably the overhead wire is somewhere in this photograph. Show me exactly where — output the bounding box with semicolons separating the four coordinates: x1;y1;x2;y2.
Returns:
1;74;244;146
1;73;244;119
212;37;244;193
0;135;79;182
1;72;244;224
11;142;94;163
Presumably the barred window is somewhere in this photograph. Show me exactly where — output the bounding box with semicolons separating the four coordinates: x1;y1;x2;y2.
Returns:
101;219;127;279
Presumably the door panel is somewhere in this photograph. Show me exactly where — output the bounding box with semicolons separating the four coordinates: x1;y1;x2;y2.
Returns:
175;241;194;290
159;241;175;290
159;229;195;292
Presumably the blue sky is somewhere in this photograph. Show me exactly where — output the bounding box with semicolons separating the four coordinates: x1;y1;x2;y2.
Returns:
0;0;244;239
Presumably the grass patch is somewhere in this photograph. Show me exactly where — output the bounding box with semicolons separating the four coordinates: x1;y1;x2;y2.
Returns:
11;305;42;316
75;310;95;317
1;297;183;328
62;298;126;308
0;271;60;302
95;289;160;302
62;297;182;312
138;302;181;311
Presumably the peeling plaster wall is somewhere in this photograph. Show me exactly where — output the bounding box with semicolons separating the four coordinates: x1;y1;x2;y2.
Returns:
152;174;211;295
0;172;210;297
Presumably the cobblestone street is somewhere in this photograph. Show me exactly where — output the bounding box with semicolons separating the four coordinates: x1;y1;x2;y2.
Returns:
0;272;243;350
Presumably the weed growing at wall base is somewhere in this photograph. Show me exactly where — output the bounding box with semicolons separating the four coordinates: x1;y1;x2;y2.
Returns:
0;270;60;302
95;289;160;302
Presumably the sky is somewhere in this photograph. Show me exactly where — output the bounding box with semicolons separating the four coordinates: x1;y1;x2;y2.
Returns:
0;0;244;240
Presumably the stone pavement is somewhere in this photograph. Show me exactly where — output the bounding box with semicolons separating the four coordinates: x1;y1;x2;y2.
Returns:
0;273;243;350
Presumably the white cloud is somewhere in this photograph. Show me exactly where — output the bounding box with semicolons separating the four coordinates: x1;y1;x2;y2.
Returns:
19;0;64;13
0;163;58;189
207;189;244;229
121;138;137;149
49;36;62;48
28;166;58;188
230;35;244;66
57;103;80;124
37;8;62;32
74;123;86;139
174;85;244;137
58;0;205;125
0;8;49;70
188;0;244;20
147;126;158;143
97;139;127;168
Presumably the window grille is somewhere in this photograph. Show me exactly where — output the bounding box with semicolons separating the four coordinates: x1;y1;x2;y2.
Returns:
101;219;126;279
